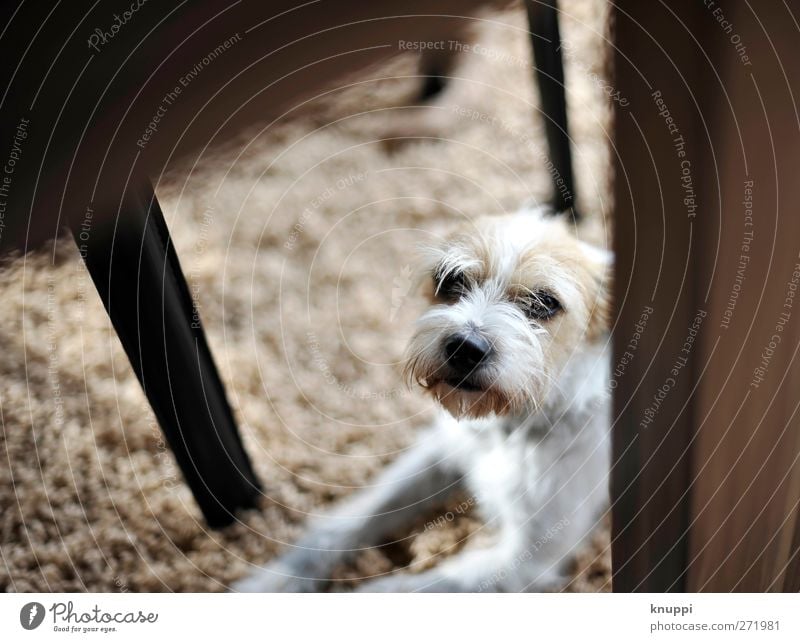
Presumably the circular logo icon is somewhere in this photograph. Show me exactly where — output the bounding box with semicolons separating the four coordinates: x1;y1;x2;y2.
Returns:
20;602;45;630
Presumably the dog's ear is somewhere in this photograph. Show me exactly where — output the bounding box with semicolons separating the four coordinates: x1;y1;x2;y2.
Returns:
579;241;614;341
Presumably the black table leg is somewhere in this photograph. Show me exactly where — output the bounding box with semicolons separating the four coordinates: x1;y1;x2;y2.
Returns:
71;178;261;528
525;0;578;221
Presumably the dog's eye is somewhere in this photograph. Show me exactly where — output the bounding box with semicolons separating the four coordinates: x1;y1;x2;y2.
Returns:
435;270;467;301
521;291;562;320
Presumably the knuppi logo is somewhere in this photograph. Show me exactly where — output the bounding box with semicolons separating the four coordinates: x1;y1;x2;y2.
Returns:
20;602;45;630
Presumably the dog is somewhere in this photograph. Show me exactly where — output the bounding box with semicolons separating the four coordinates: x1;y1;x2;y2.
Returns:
235;207;612;592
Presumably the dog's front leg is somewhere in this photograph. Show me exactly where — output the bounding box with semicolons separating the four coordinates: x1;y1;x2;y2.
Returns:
356;535;568;593
233;428;462;592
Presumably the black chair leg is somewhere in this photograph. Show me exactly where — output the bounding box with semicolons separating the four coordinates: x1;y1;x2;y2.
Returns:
71;178;261;528
525;0;578;221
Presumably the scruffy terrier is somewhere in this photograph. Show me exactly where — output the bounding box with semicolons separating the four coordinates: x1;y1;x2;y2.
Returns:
236;207;612;592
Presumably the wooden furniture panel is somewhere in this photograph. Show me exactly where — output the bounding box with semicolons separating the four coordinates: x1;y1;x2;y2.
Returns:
612;0;800;592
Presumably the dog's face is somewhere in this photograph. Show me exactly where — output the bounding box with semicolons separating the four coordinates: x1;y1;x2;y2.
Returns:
404;210;611;418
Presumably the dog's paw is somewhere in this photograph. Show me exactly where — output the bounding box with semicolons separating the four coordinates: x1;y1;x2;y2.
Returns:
355;572;458;593
231;563;324;593
528;571;571;593
354;574;415;593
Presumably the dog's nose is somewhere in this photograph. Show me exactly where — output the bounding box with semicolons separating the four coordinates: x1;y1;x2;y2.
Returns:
444;333;491;372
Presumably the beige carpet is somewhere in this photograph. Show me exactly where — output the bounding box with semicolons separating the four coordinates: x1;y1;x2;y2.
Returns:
0;1;613;592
